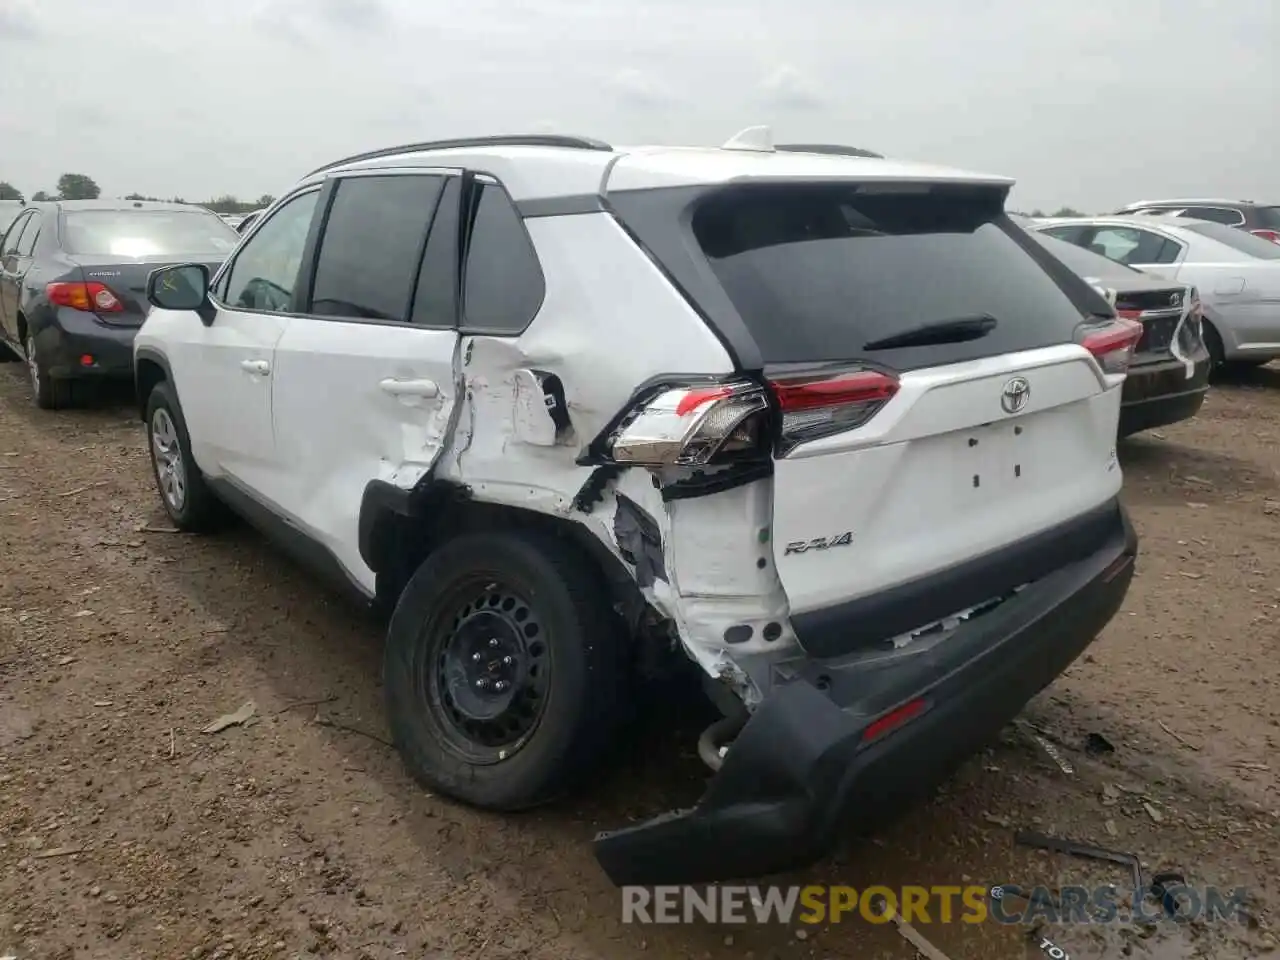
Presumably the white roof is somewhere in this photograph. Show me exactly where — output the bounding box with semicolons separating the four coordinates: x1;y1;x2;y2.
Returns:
301;139;1014;202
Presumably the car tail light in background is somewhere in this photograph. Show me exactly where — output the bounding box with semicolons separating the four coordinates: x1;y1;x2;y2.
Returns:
46;281;124;313
1250;229;1280;245
768;367;899;455
1078;317;1144;376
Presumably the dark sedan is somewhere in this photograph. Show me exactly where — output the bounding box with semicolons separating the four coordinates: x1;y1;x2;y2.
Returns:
0;200;238;409
1029;230;1211;438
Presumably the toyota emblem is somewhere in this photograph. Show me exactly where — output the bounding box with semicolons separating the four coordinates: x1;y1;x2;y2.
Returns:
1000;376;1031;415
1169;291;1182;306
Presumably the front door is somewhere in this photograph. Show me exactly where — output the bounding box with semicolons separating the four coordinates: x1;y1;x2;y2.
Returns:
170;188;322;497
269;171;462;593
0;212;35;344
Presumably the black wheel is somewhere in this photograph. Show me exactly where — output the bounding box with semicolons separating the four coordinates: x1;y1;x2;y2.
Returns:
25;333;74;410
1202;321;1225;371
144;380;225;532
384;530;629;810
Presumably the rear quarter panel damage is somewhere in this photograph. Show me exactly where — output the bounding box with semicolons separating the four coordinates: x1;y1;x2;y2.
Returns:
428;211;794;705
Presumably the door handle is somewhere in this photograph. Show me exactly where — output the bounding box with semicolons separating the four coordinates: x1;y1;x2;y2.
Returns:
379;378;438;398
240;359;270;376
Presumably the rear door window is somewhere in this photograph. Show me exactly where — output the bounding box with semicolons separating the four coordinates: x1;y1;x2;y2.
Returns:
460;179;545;334
2;213;32;256
308;174;445;323
690;184;1107;369
1180;206;1246;226
15;213;40;256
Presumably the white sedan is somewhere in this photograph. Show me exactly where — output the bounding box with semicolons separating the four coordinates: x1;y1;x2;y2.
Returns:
1031;214;1280;370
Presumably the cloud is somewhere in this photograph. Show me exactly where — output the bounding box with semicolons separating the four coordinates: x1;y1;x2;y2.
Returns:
607;68;680;108
758;64;826;109
0;3;39;42
315;0;390;31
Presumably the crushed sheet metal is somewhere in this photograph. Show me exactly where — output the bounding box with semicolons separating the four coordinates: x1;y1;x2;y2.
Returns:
613;493;667;587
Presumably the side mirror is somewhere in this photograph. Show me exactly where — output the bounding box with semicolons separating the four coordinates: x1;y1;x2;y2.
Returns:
146;263;215;325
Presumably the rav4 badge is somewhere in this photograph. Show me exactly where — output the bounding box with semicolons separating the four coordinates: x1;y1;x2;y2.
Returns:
783;532;854;555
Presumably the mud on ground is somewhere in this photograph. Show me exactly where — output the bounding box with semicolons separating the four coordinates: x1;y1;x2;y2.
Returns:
1;360;1278;960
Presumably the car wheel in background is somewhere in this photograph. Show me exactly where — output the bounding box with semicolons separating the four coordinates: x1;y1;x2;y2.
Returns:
384;530;629;811
25;333;74;410
144;380;226;532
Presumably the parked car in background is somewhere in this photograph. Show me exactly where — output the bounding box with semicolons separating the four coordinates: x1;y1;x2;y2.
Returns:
1115;198;1280;244
133;129;1138;886
0;199;239;408
1026;230;1209;436
1031;215;1280;373
219;213;245;230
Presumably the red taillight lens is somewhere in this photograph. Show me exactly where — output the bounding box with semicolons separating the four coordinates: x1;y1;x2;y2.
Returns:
603;380;770;466
768;368;899;456
1250;229;1280;244
46;281;124;313
1079;317;1143;376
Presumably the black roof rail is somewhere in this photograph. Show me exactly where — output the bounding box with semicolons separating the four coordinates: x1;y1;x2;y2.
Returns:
304;134;614;178
775;143;884;159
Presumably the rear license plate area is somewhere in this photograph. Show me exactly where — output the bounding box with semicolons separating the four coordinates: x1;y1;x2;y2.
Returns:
954;419;1031;504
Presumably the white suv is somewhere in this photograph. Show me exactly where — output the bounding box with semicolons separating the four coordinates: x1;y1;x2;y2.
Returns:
133;129;1140;886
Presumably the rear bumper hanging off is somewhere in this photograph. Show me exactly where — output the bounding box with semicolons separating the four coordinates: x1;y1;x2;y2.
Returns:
593;500;1138;886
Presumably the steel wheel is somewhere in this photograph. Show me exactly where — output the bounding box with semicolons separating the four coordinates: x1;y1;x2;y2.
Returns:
150;407;188;512
419;577;551;763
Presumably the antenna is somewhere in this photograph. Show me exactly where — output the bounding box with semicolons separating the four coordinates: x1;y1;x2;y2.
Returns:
721;126;774;152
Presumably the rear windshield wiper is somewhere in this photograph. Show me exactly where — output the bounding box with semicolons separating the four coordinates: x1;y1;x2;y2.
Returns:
862;314;998;351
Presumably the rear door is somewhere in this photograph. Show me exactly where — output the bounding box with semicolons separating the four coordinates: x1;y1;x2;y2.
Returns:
682;183;1126;623
269;169;462;593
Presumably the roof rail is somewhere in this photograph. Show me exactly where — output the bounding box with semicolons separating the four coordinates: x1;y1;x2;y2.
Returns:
304;134;614;178
775;143;884;159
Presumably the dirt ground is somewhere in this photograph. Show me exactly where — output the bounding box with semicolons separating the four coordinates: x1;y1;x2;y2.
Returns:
2;359;1279;960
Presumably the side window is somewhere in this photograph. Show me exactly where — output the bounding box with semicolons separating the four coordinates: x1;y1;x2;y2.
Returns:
2;213;32;256
16;213;41;256
411;176;461;328
1181;206;1245;226
221;190;320;313
460;180;545;334
1039;224;1087;245
309;174;444;322
1087;227;1178;265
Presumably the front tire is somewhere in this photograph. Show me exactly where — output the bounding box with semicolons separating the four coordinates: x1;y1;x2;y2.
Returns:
144;381;224;532
384;530;629;811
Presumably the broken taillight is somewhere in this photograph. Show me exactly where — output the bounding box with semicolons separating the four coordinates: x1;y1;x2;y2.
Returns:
1078;317;1143;376
593;366;900;466
768;367;899;456
603;380;770;466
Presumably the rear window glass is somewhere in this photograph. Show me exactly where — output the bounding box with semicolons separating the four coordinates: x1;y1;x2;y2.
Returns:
1181;221;1280;259
61;210;240;258
691;184;1104;366
1254;207;1280;230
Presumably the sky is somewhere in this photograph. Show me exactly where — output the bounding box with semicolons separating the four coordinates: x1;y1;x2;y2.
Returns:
0;0;1275;213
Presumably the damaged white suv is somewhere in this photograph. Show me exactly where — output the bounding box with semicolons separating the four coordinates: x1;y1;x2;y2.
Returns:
134;129;1140;886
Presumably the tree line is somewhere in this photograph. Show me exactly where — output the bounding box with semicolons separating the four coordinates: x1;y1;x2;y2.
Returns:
0;174;274;214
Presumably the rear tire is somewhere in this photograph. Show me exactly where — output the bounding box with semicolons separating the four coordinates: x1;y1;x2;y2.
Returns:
144;380;225;532
25;333;74;410
384;530;629;811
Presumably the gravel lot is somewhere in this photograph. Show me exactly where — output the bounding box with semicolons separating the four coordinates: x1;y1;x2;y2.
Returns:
2;360;1278;960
